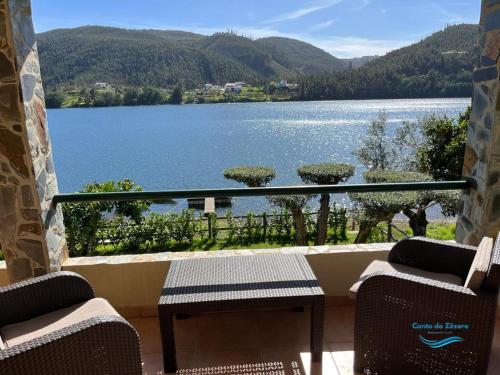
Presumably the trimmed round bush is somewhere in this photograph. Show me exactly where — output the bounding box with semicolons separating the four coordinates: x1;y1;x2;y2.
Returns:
349;191;418;217
267;195;312;210
298;163;355;185
223;166;276;187
363;170;432;183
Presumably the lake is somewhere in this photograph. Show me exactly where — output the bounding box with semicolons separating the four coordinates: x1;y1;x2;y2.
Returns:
48;98;471;215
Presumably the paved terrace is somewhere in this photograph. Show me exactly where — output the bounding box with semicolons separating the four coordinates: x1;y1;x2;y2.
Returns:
133;306;500;375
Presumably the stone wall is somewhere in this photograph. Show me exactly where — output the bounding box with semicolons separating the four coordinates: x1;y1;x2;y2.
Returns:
0;0;67;282
457;0;500;245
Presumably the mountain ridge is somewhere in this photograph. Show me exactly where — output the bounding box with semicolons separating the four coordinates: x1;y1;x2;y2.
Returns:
36;24;479;98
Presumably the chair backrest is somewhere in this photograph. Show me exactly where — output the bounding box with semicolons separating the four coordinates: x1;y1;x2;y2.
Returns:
482;232;500;292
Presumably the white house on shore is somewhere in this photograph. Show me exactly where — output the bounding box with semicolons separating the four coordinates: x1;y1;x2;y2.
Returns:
224;82;244;93
94;82;109;89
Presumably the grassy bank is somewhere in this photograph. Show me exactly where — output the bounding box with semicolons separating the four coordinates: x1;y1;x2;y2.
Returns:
46;85;296;109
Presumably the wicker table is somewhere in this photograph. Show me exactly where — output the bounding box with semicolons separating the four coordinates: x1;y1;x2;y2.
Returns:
158;253;325;372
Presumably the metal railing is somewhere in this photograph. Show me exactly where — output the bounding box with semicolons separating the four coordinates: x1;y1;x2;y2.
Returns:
53;180;472;204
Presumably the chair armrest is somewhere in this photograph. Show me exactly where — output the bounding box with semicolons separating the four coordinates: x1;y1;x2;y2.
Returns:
0;271;95;326
357;270;479;303
0;316;142;375
388;237;477;279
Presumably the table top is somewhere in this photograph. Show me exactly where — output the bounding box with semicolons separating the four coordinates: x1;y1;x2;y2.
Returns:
159;254;324;306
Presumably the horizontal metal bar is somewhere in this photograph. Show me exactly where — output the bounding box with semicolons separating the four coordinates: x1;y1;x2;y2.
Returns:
52;180;471;204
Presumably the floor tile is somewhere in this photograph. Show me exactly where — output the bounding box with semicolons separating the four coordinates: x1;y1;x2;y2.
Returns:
324;306;354;343
143;351;193;375
196;311;261;351
260;345;339;375
135;308;500;375
328;341;362;375
258;308;311;347
191;348;262;370
130;317;163;354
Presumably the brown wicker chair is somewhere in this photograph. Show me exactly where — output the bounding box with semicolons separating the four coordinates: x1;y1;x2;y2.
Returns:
0;271;142;374
352;235;500;375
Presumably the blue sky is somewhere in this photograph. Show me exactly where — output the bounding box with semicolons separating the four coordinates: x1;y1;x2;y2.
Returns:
32;0;481;58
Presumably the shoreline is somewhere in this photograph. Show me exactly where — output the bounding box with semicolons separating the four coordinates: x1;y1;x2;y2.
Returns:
47;96;472;110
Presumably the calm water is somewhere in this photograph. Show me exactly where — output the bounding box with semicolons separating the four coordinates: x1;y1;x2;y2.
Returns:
48;98;471;215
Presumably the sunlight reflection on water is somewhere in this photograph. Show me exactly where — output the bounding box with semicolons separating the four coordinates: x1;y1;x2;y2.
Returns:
48;98;471;216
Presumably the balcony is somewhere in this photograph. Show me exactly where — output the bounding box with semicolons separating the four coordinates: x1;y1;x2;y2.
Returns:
1;0;500;373
1;235;499;374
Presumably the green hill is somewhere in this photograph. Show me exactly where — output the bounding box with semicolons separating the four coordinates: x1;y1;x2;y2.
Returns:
36;24;479;99
36;26;262;88
256;37;346;74
297;24;479;100
36;26;344;89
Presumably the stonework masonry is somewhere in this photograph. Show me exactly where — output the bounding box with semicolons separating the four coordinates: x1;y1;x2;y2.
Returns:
457;0;500;244
0;0;67;282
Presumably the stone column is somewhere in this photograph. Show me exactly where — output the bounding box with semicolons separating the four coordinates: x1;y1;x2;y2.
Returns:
0;0;67;282
457;0;500;245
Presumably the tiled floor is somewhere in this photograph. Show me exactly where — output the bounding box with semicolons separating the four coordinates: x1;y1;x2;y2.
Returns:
129;306;500;375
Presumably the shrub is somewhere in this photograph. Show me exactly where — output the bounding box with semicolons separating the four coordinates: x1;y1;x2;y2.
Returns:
62;179;150;256
268;195;312;245
328;203;348;240
223;166;276;187
297;163;355;185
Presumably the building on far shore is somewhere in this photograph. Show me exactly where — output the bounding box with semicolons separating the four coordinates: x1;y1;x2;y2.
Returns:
204;83;224;93
94;82;109;89
224;82;244;93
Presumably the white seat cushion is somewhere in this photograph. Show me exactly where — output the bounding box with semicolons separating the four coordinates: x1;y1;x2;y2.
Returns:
349;260;463;299
1;298;120;348
464;237;494;291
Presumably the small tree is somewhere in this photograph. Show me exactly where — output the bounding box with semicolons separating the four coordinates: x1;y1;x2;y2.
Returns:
353;111;395;170
297;163;354;245
223;166;275;187
267;195;312;246
395;108;470;180
354;170;459;240
364;170;433;236
349;189;418;243
169;86;183;104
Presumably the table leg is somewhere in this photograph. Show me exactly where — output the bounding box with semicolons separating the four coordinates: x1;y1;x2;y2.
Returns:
310;296;325;362
159;310;177;373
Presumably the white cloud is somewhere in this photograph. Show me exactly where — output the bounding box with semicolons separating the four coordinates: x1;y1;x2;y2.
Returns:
352;0;372;11
92;22;412;59
178;25;410;58
309;20;335;32
263;0;344;24
310;36;411;58
429;2;466;23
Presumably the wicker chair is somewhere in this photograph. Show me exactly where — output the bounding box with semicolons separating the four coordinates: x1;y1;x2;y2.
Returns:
0;271;142;374
352;235;500;375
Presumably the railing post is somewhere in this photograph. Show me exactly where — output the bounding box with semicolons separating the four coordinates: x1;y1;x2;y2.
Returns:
207;214;213;240
262;212;267;240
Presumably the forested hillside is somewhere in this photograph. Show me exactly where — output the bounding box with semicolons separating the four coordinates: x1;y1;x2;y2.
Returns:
256;37;346;74
36;26;346;89
297;24;479;100
36;27;263;88
37;24;479;100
